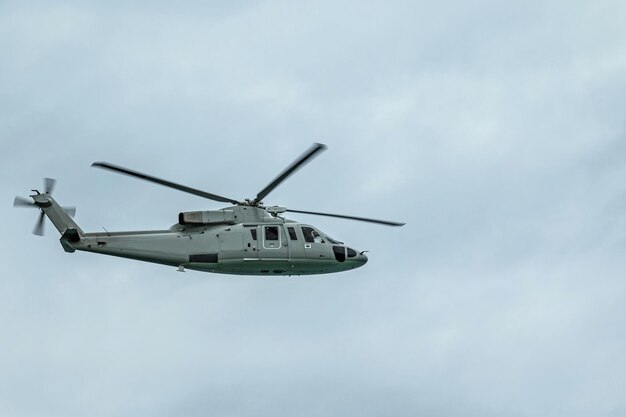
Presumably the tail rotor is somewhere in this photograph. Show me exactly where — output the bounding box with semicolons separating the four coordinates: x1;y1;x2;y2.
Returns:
13;178;76;236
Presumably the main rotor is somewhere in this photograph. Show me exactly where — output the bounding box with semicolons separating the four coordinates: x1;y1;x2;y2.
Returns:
92;143;404;227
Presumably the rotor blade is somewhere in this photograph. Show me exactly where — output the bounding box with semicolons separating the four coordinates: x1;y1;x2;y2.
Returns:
44;178;56;194
286;209;406;226
14;196;35;207
253;143;327;204
63;206;76;217
33;211;45;236
91;162;240;204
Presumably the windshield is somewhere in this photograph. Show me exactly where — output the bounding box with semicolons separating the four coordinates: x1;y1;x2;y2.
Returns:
321;231;342;244
300;225;343;244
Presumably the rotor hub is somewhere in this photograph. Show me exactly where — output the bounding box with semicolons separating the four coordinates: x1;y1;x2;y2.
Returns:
30;193;52;207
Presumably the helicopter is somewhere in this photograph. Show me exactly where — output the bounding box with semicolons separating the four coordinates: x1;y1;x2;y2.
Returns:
13;143;404;276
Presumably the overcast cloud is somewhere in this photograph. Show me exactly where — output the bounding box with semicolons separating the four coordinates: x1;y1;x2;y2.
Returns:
1;1;626;416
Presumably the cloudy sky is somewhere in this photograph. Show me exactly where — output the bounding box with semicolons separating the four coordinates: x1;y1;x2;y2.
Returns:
2;1;626;416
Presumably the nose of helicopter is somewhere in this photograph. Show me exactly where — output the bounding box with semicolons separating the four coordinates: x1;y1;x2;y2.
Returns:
356;252;368;266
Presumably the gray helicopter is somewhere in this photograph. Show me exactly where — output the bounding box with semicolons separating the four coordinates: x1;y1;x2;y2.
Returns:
14;143;404;276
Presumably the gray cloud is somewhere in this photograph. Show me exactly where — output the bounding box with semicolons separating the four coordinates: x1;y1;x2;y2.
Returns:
2;1;626;416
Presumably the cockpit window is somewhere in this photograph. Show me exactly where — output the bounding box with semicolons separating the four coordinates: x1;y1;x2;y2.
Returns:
347;248;357;257
301;226;325;243
288;227;297;240
250;229;257;240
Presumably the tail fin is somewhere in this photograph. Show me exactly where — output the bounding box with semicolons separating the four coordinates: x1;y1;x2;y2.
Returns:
39;195;83;253
41;195;83;235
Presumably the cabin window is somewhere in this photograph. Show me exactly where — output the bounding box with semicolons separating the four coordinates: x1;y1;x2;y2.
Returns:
288;227;297;240
250;229;257;240
265;226;279;241
301;226;324;243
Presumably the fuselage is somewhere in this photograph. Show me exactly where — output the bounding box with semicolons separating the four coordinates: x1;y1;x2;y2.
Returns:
68;206;368;275
74;222;367;275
